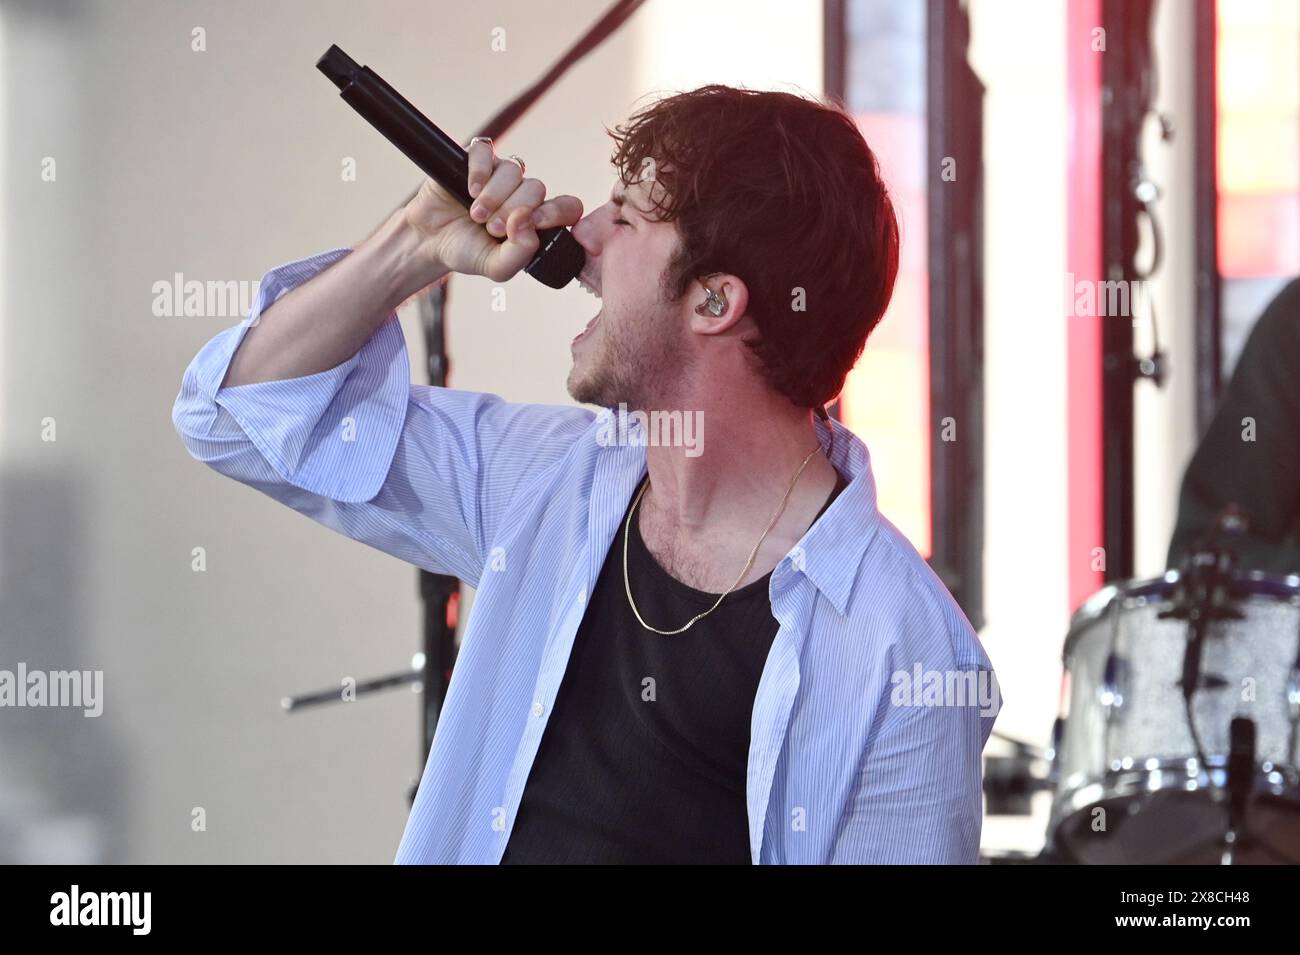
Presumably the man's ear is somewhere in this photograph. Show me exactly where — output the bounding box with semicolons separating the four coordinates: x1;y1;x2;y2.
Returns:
687;274;749;336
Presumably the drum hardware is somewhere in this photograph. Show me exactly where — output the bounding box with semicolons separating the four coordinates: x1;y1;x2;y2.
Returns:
1209;502;1253;861
1223;715;1255;863
983;731;1054;816
1286;648;1300;766
980;731;1063;864
1098;651;1127;721
1158;518;1246;775
1047;715;1064;787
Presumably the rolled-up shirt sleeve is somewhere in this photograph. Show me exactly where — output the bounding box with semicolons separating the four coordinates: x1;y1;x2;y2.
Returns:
172;247;593;586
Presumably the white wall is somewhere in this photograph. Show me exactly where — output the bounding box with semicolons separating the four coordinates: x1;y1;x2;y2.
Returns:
967;0;1070;852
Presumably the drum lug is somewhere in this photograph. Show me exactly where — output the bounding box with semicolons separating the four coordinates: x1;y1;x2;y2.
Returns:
1287;666;1300;722
1047;716;1065;784
1099;652;1128;720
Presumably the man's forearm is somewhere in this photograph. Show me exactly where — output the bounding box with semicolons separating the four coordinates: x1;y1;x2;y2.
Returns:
220;210;447;388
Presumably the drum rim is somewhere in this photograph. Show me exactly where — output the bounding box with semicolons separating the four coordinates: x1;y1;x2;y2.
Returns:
1049;761;1300;863
1063;569;1300;660
1050;756;1300;828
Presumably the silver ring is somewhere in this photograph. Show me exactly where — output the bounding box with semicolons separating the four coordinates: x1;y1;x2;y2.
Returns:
503;154;526;176
468;135;493;148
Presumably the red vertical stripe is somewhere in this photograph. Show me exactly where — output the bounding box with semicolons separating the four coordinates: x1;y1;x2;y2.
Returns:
1066;0;1105;612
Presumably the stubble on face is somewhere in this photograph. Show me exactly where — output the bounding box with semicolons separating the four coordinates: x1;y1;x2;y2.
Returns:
566;264;693;413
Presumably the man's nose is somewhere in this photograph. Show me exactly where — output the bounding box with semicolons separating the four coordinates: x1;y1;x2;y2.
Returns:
571;209;604;258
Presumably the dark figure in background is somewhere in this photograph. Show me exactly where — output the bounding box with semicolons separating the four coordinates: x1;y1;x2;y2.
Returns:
1168;279;1300;574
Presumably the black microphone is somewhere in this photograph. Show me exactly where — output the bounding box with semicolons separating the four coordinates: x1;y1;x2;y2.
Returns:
316;44;585;289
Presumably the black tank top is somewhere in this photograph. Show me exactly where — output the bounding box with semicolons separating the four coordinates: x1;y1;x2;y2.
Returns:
500;466;848;864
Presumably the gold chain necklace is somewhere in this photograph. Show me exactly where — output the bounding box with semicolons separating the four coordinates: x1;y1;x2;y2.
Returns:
623;445;824;635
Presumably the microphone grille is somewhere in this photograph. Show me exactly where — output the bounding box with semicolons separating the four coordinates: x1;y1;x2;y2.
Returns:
525;228;586;289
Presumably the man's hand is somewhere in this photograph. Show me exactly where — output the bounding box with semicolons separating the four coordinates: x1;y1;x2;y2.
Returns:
220;139;586;389
403;138;584;284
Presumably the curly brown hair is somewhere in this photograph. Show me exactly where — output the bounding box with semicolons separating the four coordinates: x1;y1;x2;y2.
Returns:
605;84;900;409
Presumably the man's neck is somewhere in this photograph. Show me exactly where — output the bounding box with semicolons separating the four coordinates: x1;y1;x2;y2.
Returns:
636;404;839;592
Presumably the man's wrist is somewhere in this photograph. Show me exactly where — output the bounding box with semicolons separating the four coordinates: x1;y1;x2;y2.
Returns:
366;209;449;312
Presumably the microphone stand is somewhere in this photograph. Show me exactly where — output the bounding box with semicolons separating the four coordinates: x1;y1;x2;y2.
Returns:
1158;516;1243;786
281;0;649;807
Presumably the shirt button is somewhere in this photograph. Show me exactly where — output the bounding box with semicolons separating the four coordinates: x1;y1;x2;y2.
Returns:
531;701;544;717
578;588;587;605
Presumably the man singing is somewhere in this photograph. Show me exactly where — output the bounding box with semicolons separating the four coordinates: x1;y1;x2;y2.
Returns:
173;84;998;864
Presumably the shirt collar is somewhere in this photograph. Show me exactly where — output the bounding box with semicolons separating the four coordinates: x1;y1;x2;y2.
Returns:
783;413;881;615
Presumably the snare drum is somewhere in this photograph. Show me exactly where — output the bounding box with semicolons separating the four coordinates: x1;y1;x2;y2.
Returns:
1049;571;1300;864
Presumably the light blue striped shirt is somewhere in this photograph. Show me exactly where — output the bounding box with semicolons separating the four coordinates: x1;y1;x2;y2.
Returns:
172;247;1000;864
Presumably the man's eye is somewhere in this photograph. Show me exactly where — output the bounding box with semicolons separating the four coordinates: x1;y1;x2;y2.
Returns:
613;217;631;227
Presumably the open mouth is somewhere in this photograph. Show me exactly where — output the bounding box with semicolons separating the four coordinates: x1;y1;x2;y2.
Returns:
573;273;603;345
572;308;602;345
